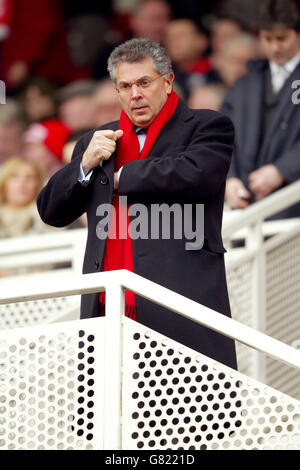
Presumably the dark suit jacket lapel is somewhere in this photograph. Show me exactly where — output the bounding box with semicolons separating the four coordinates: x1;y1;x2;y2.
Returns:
146;100;194;159
100;100;193;181
259;62;300;163
243;64;265;173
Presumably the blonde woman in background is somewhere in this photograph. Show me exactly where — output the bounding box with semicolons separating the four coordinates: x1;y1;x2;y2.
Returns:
0;157;52;238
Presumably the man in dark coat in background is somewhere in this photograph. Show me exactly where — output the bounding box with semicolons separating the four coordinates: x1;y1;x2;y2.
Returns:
37;38;237;370
221;0;300;219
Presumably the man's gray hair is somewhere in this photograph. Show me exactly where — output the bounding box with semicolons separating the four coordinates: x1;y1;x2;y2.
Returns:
107;38;173;83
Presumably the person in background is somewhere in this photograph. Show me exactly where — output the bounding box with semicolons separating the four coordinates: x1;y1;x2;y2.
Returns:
222;0;300;219
22;119;70;178
129;0;172;44
62;129;92;165
0;0;11;79
92;0;172;80
0;99;26;168
210;33;261;87
0;156;48;238
1;0;88;92
164;18;210;99
209;12;249;57
19;78;57;123
93;79;122;127
55;80;98;131
187;83;228;111
0;0;11;43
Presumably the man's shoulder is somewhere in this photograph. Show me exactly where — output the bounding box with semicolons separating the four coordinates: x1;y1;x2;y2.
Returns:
187;106;234;129
231;59;269;90
189;107;225;120
178;99;229;124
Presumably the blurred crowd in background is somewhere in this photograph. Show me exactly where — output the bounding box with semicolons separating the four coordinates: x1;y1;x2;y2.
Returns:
0;0;279;238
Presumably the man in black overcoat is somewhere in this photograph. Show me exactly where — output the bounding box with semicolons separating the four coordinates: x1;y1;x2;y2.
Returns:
37;38;237;370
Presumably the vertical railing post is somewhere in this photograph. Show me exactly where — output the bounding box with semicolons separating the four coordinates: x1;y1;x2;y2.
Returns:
246;220;266;382
103;278;125;449
72;231;86;275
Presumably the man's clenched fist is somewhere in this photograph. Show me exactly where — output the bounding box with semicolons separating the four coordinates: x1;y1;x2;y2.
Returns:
81;129;123;175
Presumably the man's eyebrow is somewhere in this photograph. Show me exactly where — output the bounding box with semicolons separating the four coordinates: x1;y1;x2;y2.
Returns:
118;75;152;84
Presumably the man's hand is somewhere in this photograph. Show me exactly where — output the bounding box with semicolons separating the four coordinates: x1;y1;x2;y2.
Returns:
81;129;123;175
248;164;285;201
225;178;251;209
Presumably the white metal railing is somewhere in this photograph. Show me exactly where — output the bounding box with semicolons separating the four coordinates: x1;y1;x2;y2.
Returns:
0;269;299;450
0;230;86;329
0;181;300;392
1;269;299;370
223;180;300;395
222;180;300;240
0;228;87;274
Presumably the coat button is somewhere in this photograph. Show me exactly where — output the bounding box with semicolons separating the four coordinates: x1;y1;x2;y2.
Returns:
94;261;100;270
100;175;108;185
280;121;287;130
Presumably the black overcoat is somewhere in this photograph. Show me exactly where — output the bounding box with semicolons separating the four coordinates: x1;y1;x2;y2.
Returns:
37;100;237;369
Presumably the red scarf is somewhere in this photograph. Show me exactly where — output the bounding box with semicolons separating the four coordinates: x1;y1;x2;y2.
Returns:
99;90;179;320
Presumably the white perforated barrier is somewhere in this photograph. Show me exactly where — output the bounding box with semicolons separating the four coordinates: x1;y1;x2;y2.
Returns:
0;315;299;450
0;318;104;450
225;255;256;377
265;231;300;399
0;271;80;330
0;270;300;450
225;226;300;400
122;318;300;450
0;296;80;330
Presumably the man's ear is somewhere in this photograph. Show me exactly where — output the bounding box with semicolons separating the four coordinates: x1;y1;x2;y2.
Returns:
166;72;175;95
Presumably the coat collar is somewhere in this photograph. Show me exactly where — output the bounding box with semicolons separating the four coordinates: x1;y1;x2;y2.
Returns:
101;98;193;180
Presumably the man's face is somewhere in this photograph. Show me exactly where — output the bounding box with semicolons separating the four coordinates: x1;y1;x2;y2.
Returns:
58;95;97;131
218;41;259;87
130;0;171;43
3;162;40;208
94;81;122;127
165;20;208;65
259;27;300;65
0;123;23;163
115;57;174;128
211;19;242;54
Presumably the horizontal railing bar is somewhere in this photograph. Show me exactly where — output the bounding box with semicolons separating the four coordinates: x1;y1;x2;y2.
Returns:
225;248;256;270
0;228;87;254
225;218;300;241
0;271;110;303
262;222;300;254
0;249;75;269
119;271;300;371
222;180;300;237
0;269;299;371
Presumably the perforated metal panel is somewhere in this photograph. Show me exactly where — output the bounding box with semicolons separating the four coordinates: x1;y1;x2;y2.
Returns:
0;318;104;450
122;318;300;450
0;297;80;330
265;233;300;400
225;257;256;377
